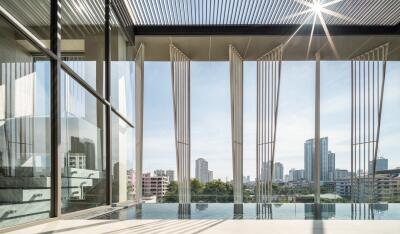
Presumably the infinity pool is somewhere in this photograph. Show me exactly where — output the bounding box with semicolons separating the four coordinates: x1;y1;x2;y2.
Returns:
94;203;400;220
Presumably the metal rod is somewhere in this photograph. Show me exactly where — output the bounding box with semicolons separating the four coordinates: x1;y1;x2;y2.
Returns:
315;52;321;204
50;0;61;217
105;0;112;205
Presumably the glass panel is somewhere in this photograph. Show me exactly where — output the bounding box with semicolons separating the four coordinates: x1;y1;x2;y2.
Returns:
60;69;105;214
0;0;50;46
0;18;51;228
60;0;105;93
321;61;351;202
111;113;135;203
110;9;135;123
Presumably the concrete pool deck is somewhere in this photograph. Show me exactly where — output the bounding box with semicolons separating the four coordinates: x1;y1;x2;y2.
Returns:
6;219;400;234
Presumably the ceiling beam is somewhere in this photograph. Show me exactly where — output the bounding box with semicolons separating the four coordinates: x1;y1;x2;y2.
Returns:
133;24;400;36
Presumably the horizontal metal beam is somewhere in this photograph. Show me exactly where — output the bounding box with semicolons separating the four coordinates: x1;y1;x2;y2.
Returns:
133;24;400;36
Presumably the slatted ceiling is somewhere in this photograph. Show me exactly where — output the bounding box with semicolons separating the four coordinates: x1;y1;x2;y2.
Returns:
127;0;400;26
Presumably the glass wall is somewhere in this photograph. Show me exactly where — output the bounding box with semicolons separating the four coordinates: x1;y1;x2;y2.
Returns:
0;17;51;227
110;9;135;203
60;71;106;213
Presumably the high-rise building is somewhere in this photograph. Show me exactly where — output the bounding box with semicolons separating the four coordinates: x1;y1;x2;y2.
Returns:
243;175;251;183
294;169;305;181
304;137;329;182
274;162;284;182
154;169;165;177
166;170;175;182
261;162;284;182
328;151;335;181
208;170;213;182
195;158;209;183
368;157;389;173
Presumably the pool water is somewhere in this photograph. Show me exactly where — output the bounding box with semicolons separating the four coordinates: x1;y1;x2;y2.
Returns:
94;203;400;220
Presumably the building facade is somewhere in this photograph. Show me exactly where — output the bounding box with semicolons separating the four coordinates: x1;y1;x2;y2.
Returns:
328;151;335;181
369;157;389;173
142;173;170;197
304;137;330;182
195;158;209;183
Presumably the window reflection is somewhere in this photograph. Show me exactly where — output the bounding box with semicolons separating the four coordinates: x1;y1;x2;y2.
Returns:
0;19;51;228
60;71;105;213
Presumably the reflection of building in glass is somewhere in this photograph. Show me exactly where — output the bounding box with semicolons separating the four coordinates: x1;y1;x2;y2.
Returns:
195;203;208;211
305;204;336;220
66;153;86;169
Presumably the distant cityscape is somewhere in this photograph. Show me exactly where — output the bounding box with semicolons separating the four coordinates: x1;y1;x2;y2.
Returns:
132;136;399;202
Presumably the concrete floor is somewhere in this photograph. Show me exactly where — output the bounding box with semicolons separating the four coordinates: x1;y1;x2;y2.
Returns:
6;219;400;234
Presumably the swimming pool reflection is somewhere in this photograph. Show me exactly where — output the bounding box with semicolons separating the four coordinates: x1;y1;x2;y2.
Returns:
93;203;400;220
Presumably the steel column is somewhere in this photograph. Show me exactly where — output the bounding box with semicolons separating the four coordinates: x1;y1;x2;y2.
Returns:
229;45;244;204
50;0;61;217
105;0;112;205
135;44;145;203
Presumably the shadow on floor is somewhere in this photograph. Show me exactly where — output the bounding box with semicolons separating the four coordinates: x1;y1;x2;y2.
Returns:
101;219;227;234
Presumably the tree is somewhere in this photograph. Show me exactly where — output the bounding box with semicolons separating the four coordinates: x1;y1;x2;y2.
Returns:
163;181;178;202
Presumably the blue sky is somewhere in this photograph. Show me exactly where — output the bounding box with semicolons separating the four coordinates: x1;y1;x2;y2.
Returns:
142;61;400;181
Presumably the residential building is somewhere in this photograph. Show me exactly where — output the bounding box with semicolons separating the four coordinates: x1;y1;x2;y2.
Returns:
335;169;400;202
142;173;170;197
195;158;209;183
154;169;175;182
335;169;349;180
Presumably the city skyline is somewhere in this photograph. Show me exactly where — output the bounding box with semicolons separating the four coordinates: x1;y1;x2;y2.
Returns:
142;61;400;180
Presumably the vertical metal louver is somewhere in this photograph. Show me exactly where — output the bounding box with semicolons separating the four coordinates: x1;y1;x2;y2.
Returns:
256;45;283;204
229;45;244;205
351;43;389;203
170;44;191;206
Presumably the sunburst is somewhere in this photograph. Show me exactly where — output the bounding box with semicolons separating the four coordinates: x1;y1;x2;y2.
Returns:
284;0;351;59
